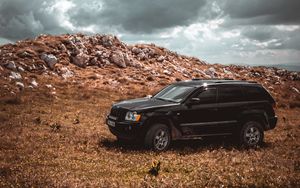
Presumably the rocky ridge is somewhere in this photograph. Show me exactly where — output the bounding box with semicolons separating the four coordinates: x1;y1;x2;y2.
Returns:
0;34;299;107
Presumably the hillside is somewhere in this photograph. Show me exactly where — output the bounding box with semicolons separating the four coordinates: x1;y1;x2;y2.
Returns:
0;33;299;106
0;34;299;187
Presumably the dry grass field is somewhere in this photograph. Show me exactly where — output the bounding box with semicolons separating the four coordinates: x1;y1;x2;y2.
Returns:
0;84;299;187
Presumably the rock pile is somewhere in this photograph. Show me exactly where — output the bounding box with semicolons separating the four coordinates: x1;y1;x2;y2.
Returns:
0;33;299;106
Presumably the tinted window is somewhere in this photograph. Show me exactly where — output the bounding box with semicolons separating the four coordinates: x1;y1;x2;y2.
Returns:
196;88;217;104
243;86;269;101
218;86;244;103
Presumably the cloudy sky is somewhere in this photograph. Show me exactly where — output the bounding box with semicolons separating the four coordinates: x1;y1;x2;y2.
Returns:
0;0;300;67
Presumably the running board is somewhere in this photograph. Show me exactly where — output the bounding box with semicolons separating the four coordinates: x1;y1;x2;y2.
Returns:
176;133;232;140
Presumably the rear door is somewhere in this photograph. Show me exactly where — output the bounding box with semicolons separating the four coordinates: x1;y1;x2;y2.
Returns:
215;85;246;133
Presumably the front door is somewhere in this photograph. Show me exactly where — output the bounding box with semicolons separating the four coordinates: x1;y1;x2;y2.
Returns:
178;87;218;136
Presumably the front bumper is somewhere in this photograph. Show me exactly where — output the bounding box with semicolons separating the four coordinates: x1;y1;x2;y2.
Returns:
106;116;145;140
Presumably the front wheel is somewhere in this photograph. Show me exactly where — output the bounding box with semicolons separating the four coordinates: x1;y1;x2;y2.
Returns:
240;121;264;147
145;124;171;151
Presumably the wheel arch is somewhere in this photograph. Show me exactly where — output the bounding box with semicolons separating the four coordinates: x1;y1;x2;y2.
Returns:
239;112;269;130
144;116;182;140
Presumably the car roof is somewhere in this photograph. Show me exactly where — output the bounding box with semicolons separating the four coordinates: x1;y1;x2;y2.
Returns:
174;79;260;88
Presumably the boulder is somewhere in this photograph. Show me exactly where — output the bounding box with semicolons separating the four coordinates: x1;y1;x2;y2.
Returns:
89;57;98;66
95;51;103;57
101;35;114;47
148;49;156;57
5;61;16;70
110;51;126;68
71;53;89;68
157;55;165;62
137;51;147;60
41;54;57;69
132;47;142;55
124;53;131;65
205;67;217;78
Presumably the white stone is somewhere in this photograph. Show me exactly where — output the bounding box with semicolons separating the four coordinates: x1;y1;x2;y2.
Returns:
163;70;172;76
292;87;300;94
17;66;25;72
9;72;22;80
16;82;24;89
61;67;74;79
31;79;38;87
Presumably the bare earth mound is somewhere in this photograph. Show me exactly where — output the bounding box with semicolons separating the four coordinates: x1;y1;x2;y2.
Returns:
0;34;299;187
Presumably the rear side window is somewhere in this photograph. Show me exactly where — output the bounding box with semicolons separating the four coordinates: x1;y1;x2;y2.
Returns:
196;88;217;104
218;85;244;103
243;85;274;102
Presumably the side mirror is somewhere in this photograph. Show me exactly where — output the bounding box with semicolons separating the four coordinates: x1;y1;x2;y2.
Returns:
146;95;152;98
191;98;200;102
186;97;200;106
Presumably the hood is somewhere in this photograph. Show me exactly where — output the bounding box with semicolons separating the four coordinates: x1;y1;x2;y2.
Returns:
113;97;179;111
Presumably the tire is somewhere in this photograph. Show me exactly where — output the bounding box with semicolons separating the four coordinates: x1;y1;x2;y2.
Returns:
144;124;171;151
240;121;264;147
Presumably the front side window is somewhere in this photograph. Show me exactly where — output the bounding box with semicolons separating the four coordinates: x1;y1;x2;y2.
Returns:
154;85;195;102
196;88;217;104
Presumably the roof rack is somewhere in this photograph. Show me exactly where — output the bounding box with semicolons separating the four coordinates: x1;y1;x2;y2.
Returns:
192;78;234;81
191;78;258;84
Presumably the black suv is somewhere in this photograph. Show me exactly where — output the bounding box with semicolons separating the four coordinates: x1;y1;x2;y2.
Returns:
106;79;277;151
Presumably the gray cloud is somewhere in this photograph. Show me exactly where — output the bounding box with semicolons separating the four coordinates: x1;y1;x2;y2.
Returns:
0;0;299;67
237;25;300;50
0;0;70;41
69;0;207;33
222;0;300;25
241;27;273;41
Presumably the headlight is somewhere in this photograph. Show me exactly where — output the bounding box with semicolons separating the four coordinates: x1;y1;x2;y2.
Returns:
125;111;141;122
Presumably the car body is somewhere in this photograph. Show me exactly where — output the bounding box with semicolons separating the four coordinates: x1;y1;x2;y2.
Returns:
106;79;277;150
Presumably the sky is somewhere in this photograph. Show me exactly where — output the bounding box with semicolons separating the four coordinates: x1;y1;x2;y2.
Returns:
0;0;300;67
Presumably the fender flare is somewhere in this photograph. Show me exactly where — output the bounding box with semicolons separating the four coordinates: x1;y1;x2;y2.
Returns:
239;110;270;130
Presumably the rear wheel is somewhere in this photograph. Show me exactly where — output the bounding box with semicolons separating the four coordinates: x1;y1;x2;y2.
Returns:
145;124;171;151
240;121;264;147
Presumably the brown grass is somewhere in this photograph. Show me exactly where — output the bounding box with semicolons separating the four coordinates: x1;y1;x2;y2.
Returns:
0;86;299;187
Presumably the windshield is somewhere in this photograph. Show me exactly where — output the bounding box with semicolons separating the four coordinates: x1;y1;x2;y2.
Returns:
153;85;195;102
